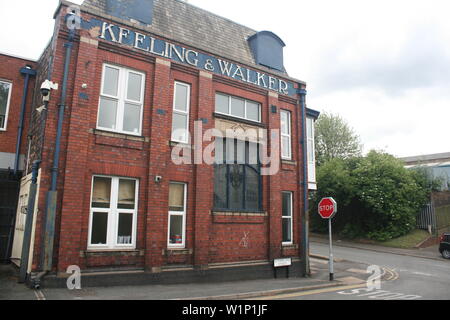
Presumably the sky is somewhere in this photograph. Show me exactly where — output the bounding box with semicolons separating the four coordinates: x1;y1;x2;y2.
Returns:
1;0;449;158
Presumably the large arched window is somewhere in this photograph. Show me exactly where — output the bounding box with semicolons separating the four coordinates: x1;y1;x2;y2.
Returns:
214;138;262;211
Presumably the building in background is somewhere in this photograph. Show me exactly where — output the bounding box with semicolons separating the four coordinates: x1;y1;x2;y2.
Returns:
401;152;450;191
1;0;319;287
0;53;36;263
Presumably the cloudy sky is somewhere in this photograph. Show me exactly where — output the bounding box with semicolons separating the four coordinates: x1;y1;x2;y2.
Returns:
1;0;449;158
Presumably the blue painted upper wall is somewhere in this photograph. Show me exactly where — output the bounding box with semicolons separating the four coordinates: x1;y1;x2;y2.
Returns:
248;31;285;72
105;0;154;25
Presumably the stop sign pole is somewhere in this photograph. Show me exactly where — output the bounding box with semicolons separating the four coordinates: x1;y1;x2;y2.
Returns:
318;197;337;281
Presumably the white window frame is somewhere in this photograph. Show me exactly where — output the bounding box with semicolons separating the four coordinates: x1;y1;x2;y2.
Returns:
281;109;292;160
167;182;188;249
97;63;145;136
88;176;139;250
0;80;12;131
306;117;317;190
171;81;191;144
282;191;294;246
215;93;262;123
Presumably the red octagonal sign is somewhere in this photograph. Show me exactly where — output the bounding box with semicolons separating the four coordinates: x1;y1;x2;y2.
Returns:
318;197;338;219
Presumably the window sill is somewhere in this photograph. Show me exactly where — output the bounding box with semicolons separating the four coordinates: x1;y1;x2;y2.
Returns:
92;129;149;150
212;211;267;217
282;244;298;250
212;211;267;224
169;141;193;149
164;248;193;256
282;159;296;165
82;249;143;257
92;128;148;142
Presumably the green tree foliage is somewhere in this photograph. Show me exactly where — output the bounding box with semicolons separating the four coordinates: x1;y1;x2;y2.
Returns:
310;151;434;241
315;112;362;166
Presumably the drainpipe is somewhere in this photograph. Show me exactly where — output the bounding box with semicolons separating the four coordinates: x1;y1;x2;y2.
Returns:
14;66;37;176
19;160;41;283
298;88;310;277
38;29;75;285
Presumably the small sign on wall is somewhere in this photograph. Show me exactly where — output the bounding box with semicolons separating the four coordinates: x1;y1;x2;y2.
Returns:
274;258;292;268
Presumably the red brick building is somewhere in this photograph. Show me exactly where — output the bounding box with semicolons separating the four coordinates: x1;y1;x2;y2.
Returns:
2;0;319;287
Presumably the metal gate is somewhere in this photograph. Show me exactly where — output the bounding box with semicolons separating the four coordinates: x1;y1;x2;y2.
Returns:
0;173;20;263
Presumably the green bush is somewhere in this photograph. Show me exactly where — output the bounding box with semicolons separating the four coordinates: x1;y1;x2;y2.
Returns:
310;151;432;241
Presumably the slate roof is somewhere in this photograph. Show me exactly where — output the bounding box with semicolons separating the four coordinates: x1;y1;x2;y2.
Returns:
81;0;292;78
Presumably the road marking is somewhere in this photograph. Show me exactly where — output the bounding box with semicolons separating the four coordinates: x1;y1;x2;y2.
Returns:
412;271;433;277
346;268;368;274
34;290;46;300
251;284;367;300
310;258;328;265
338;288;422;300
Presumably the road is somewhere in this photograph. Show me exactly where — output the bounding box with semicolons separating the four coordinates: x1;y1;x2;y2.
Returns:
262;242;450;300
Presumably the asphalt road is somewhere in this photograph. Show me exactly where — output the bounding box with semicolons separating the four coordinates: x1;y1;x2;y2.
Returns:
267;242;450;300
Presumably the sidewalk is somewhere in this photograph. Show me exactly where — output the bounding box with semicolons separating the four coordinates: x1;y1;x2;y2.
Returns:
310;234;443;261
1;257;374;300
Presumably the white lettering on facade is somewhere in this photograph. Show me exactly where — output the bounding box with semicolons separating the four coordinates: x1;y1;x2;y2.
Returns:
186;50;199;67
96;21;292;95
118;27;130;44
100;22;118;42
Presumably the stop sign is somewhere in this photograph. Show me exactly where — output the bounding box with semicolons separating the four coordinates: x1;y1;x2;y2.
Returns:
318;197;337;219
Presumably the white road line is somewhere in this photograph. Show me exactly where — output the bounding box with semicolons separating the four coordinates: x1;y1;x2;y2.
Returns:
34;290;46;300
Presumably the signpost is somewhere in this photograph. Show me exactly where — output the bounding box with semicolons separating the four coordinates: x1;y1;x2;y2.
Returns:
318;197;338;281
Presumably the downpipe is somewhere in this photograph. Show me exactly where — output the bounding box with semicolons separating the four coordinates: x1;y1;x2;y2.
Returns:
19;160;41;284
14;66;36;176
37;28;75;287
298;89;310;277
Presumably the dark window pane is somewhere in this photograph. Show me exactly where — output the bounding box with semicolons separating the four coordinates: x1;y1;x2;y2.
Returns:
117;213;133;244
169;215;183;244
229;165;244;210
245;167;259;210
169;183;185;212
92;177;111;208
282;218;292;243
118;179;136;209
214;165;227;209
282;192;292;217
91;212;108;245
0;82;11;128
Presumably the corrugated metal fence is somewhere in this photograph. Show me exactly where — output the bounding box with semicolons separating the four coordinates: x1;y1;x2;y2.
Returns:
416;202;436;233
417;192;450;235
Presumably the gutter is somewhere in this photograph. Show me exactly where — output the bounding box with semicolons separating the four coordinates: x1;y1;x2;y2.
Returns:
14;66;37;175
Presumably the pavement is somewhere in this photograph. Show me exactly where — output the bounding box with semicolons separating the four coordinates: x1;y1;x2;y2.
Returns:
0;256;380;300
2;235;437;300
310;234;442;261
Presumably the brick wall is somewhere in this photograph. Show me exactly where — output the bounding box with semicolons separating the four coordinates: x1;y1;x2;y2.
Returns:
29;5;307;274
0;53;36;167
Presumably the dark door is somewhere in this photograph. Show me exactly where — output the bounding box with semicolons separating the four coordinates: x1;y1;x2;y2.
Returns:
0;174;20;263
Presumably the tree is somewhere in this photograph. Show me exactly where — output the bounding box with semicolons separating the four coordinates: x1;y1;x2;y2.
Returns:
315;112;362;166
310;151;432;241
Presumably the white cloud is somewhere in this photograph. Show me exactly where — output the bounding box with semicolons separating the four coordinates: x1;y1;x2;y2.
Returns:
1;0;449;158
